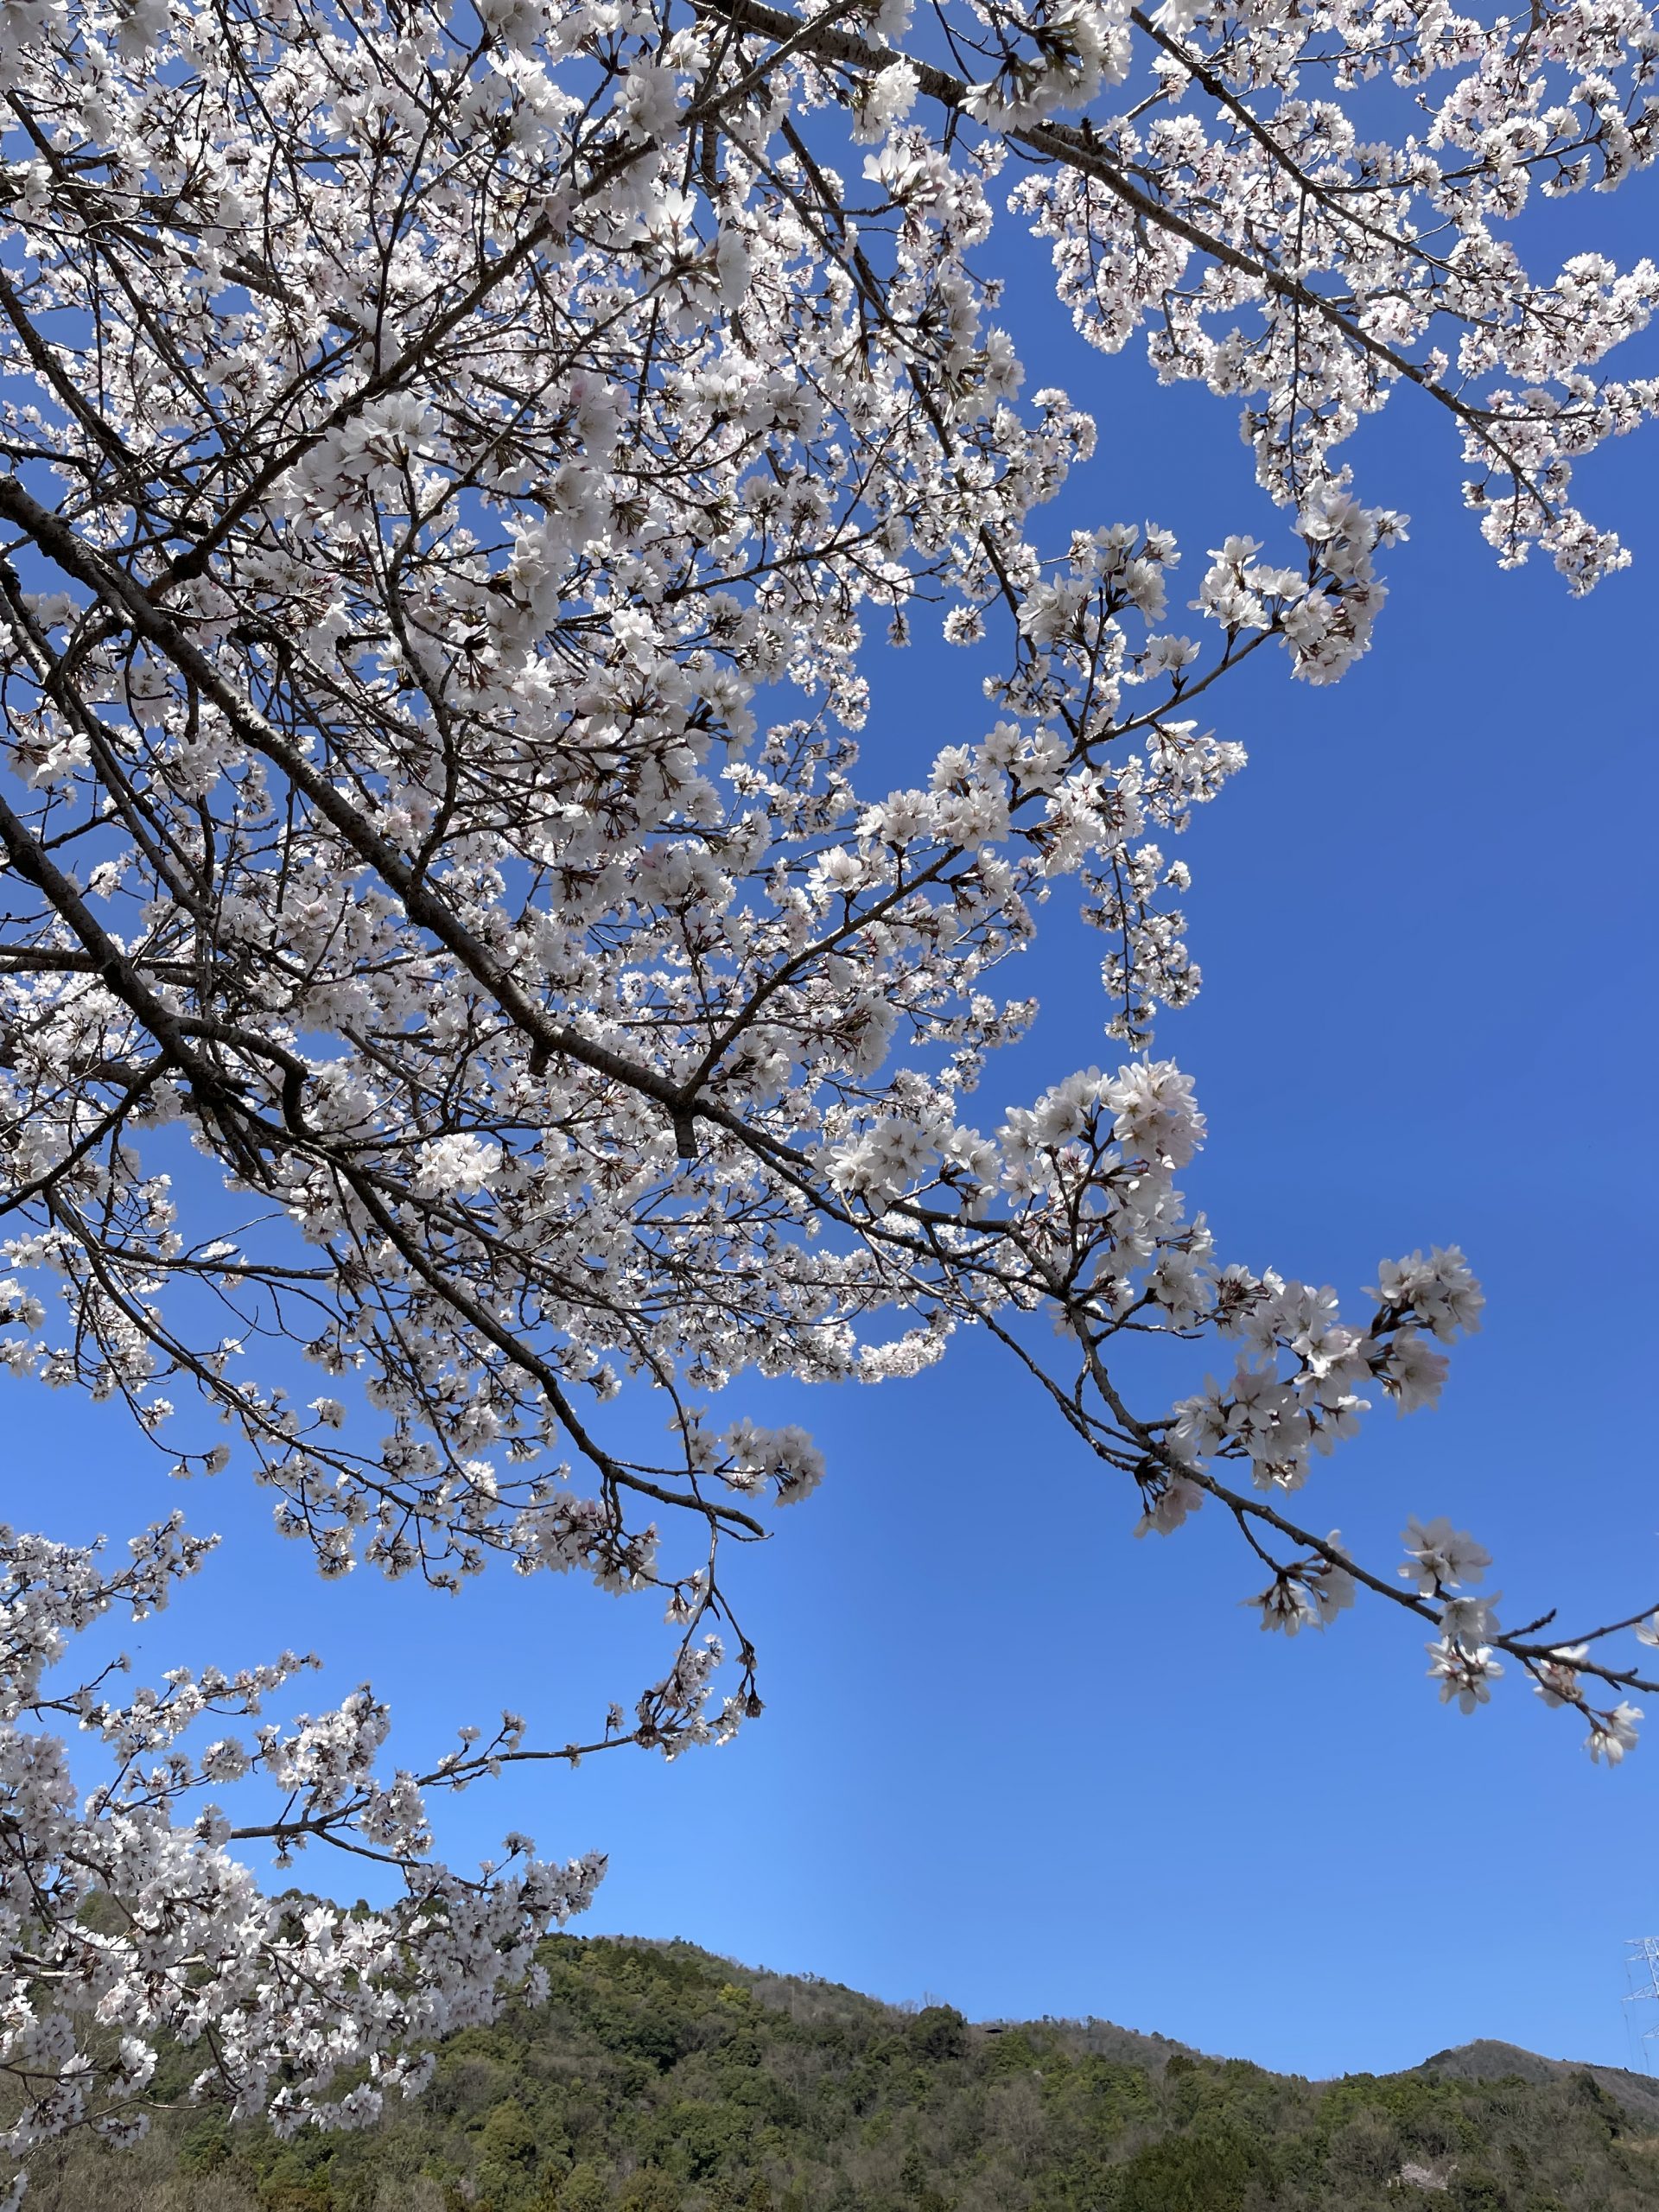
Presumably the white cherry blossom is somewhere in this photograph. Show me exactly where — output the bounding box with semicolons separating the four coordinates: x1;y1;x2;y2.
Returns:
0;0;1656;2183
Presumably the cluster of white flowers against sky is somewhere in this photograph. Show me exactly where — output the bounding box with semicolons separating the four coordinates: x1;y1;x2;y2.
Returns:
0;0;1657;2167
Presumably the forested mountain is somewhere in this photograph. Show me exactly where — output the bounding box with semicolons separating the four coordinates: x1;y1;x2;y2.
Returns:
37;1938;1659;2212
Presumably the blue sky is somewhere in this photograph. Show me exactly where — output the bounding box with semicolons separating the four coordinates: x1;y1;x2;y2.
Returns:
21;158;1659;2084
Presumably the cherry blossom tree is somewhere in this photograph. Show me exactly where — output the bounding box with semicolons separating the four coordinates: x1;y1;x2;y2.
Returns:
0;0;1656;2183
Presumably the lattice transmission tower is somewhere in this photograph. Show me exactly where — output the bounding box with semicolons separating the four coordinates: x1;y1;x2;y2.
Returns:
1623;1938;1659;2072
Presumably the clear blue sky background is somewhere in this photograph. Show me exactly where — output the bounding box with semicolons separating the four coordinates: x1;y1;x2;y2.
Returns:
20;156;1659;2084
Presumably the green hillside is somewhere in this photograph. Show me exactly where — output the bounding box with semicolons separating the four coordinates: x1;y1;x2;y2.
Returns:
35;1937;1659;2212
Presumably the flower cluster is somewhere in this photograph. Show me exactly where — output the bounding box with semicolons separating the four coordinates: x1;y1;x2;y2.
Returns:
0;0;1654;2181
0;1522;603;2188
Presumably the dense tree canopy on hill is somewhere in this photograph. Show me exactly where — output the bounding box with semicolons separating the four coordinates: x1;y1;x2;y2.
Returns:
37;1938;1659;2212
